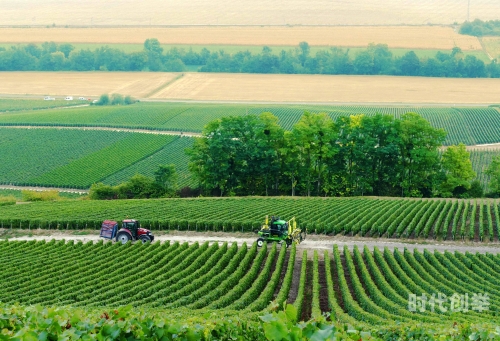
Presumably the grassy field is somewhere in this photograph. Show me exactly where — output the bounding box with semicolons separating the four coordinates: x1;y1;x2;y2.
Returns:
2;196;500;241
483;37;500;60
0;26;482;50
1;102;500;146
1;0;499;25
0;72;178;98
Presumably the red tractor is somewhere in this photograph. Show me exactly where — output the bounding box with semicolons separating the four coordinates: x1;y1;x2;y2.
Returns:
100;219;154;244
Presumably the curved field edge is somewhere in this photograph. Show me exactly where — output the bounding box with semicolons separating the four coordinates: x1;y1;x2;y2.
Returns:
2;196;500;242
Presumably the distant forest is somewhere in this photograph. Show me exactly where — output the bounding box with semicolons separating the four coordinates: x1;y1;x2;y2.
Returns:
1;38;499;78
460;19;500;37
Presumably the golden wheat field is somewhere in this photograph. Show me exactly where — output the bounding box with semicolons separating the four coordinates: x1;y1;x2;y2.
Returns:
0;72;178;97
0;72;499;104
1;0;499;26
0;26;482;50
149;73;500;104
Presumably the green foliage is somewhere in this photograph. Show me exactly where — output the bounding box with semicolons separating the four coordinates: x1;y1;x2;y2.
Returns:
460;19;500;37
95;93;110;105
21;190;61;202
486;155;500;195
441;143;476;197
0;195;16;206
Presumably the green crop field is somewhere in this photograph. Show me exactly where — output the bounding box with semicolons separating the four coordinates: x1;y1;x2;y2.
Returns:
1;196;500;241
0;98;86;112
102;136;195;187
0;240;497;336
470;149;500;193
0;128;183;188
1;102;499;145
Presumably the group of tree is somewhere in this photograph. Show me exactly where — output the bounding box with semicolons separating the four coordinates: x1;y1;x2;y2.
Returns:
89;164;178;200
93;93;136;106
1;39;499;78
187;112;480;198
460;19;500;37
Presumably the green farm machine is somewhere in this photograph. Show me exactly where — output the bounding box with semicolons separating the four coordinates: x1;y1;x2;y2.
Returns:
256;215;306;248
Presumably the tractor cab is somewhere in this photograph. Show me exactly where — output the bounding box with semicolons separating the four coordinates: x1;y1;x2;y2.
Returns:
256;215;306;248
100;219;154;244
269;216;288;237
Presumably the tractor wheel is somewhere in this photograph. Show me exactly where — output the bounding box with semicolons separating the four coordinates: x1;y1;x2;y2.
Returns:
257;238;265;247
139;235;151;244
116;232;131;244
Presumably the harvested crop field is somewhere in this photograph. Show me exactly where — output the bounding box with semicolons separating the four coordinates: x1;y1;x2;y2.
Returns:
0;26;482;50
150;73;500;104
0;72;178;97
1;0;500;26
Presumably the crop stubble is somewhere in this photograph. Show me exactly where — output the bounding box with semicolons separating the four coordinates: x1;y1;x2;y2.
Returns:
1;0;500;26
0;72;178;97
0;26;482;51
150;73;500;104
1;72;500;104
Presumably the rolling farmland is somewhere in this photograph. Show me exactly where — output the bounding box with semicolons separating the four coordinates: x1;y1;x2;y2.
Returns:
1;73;500;104
0;0;499;26
0;26;482;51
0;239;498;328
2;197;500;242
0;128;179;188
2;102;500;146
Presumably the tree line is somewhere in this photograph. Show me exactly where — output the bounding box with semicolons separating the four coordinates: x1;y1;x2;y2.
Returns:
187;112;482;198
460;19;500;37
0;39;499;78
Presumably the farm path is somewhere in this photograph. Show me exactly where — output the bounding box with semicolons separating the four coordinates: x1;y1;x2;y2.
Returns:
0;125;202;137
4;230;500;255
0;185;87;193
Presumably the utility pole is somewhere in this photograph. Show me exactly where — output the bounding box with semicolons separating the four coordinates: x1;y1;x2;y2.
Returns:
467;0;470;21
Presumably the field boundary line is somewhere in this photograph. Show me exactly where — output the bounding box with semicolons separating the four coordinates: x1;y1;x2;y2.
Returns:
0;185;88;194
0;125;202;137
145;73;185;98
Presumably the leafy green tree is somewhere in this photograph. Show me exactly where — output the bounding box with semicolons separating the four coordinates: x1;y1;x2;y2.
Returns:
69;49;95;71
486;155;500;195
188;114;283;196
95;94;110;105
154;164;178;196
399;51;421;76
89;182;118;200
440;143;476;197
395;112;446;197
144;38;163;71
58;43;75;58
286;112;334;196
116;174;159;199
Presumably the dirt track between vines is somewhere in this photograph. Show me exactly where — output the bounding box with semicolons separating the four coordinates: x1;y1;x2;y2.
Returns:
3;230;500;255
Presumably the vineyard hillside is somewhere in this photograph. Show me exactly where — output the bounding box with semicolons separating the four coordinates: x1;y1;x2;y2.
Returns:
0;128;182;188
1;102;500;146
2;196;500;242
0;240;498;329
